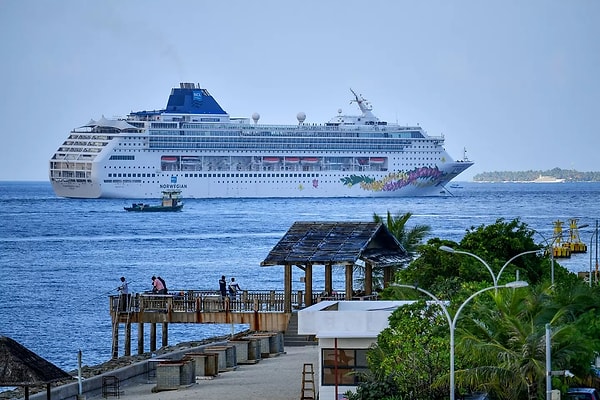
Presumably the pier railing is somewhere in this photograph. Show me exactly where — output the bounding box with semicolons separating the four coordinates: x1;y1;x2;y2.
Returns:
111;290;300;314
110;289;379;314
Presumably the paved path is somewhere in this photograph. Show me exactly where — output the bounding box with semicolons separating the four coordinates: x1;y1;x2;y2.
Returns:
87;346;319;400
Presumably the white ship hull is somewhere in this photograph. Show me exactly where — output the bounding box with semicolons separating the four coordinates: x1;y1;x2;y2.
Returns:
50;83;473;199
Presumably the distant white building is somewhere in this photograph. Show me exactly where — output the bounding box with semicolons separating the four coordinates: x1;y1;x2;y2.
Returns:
298;300;415;400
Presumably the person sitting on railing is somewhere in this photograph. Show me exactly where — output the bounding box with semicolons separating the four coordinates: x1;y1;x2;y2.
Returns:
151;275;167;294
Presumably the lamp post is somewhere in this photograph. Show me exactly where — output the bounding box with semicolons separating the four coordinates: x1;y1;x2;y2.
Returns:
589;220;599;287
439;246;540;287
393;280;528;400
532;230;559;286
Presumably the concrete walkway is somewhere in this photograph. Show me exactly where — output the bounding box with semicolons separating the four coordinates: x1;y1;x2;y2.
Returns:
86;346;319;400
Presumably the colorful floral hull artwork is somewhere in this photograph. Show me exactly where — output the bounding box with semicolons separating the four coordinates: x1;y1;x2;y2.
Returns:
340;166;445;192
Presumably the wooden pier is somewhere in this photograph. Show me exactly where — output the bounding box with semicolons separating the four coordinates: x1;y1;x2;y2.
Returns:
109;221;408;359
109;290;313;359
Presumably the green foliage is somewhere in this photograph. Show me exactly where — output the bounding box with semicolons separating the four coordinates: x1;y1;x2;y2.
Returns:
343;373;404;400
367;301;449;399
399;218;549;291
373;211;432;256
369;217;600;398
472;167;599;182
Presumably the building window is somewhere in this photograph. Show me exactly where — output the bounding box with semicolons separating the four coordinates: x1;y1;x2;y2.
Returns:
321;349;368;386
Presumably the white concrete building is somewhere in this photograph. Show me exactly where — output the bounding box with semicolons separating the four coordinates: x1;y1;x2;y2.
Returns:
298;300;415;400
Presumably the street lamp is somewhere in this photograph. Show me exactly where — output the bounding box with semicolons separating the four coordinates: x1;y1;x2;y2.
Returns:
393;280;528;400
439;246;540;287
589;220;599;287
533;231;559;286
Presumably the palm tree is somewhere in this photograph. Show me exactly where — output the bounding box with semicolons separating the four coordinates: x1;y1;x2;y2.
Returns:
456;284;596;399
373;211;431;256
354;211;431;289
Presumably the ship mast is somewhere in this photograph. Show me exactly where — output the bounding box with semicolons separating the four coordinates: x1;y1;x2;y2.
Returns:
349;88;376;120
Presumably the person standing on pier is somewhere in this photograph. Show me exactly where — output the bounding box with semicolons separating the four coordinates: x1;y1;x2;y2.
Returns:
219;275;227;299
152;275;166;294
117;276;129;311
228;277;241;300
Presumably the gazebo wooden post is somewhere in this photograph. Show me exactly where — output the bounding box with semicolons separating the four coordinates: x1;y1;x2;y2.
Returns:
383;266;393;288
365;262;373;295
325;264;333;295
284;263;292;313
345;263;353;300
305;263;313;306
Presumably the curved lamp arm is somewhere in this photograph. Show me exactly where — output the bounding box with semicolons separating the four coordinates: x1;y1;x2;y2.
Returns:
439;246;497;287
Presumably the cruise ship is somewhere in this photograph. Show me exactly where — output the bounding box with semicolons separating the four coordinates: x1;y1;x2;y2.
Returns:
49;83;473;198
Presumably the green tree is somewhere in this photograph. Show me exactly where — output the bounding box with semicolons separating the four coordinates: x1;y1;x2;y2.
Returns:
347;301;449;400
397;218;567;294
363;211;431;288
373;211;431;256
458;283;599;399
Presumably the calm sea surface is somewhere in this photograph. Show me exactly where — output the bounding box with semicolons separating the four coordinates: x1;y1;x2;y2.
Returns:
1;181;600;371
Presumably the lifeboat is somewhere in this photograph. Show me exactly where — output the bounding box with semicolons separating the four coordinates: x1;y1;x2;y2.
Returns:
161;156;179;163
370;157;386;164
263;157;280;164
181;156;201;163
285;157;300;163
301;157;320;164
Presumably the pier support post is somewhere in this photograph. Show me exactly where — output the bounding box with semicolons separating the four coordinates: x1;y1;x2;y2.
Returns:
137;322;144;355
150;323;157;352
162;323;168;347
124;322;131;356
111;323;119;359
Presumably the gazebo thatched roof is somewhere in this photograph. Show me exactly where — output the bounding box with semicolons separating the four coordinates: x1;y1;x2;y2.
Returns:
0;336;72;387
261;221;409;267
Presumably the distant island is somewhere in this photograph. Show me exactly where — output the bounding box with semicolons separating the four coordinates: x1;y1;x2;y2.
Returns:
473;168;600;182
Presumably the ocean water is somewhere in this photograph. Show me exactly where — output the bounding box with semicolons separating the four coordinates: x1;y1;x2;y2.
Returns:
1;181;599;372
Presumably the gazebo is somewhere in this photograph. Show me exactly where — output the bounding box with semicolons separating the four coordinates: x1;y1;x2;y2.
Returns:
0;336;73;400
261;221;409;312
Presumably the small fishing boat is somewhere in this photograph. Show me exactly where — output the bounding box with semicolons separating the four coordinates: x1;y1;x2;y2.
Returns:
124;190;184;212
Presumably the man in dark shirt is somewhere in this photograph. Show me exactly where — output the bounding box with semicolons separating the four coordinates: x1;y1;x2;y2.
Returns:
219;275;227;299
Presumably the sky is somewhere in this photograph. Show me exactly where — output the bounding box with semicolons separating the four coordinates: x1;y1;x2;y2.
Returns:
0;0;598;181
